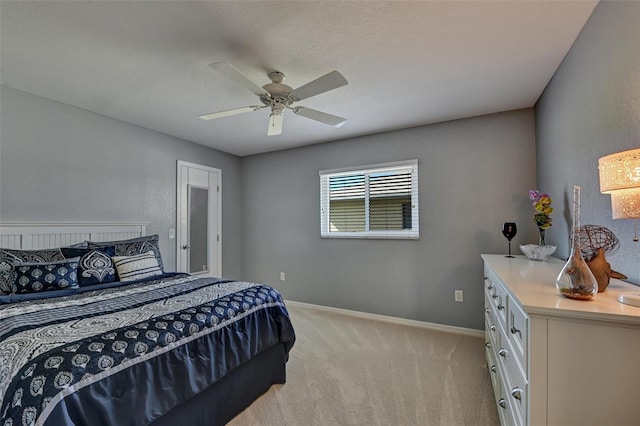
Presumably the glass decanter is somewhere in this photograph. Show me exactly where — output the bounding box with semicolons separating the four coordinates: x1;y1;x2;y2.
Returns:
555;185;598;300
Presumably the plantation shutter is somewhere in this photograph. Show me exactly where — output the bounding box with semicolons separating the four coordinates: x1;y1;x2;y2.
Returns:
328;174;366;232
320;160;419;239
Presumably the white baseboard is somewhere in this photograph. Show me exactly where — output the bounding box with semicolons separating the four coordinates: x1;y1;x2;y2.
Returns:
284;300;484;338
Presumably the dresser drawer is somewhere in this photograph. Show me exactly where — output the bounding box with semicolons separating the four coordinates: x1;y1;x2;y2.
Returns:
490;358;518;425
485;293;499;341
506;296;528;374
485;315;500;361
485;336;501;402
486;271;508;328
487;341;518;426
502;343;528;426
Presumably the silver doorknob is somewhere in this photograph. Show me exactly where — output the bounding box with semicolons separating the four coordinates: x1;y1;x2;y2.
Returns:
182;244;190;250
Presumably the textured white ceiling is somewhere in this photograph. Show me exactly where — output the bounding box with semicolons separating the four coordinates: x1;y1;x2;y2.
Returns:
0;1;598;157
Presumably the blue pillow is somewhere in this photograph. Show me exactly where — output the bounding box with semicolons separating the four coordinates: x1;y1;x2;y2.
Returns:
64;241;89;249
0;248;65;294
60;246;117;286
12;257;80;294
88;235;164;272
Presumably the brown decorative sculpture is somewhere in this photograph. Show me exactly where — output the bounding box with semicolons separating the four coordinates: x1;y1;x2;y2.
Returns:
586;249;628;292
578;225;627;292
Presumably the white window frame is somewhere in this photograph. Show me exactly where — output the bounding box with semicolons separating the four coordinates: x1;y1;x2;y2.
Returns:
320;159;419;239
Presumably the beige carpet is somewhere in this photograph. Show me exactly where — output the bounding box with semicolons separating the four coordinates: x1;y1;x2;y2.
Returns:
228;304;500;426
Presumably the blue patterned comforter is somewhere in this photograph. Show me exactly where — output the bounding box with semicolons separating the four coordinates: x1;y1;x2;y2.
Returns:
0;274;295;426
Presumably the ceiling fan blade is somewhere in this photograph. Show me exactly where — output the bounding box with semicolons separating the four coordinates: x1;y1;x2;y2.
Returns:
210;62;270;97
290;70;348;101
293;107;347;128
267;111;284;136
199;105;264;120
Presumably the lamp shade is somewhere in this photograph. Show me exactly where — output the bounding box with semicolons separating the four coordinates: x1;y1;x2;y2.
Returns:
609;188;640;219
599;148;640;219
599;148;640;193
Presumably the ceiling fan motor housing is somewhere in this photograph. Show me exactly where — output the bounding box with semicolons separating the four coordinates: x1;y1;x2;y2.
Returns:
261;75;294;109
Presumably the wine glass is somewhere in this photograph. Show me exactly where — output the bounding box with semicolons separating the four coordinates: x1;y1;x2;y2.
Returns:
502;222;517;258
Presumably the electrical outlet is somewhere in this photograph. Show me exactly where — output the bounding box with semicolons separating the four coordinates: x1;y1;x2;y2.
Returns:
455;290;464;302
280;272;286;281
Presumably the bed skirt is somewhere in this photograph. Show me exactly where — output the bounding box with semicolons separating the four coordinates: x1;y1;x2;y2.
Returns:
150;342;287;426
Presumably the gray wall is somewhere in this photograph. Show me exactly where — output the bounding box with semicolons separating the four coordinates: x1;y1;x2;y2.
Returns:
242;109;536;330
0;86;243;278
535;0;640;284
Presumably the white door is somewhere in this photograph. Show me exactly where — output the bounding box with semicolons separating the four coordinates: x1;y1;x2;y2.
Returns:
176;161;221;276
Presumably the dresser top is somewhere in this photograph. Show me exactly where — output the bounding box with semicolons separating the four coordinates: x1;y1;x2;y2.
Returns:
482;254;640;324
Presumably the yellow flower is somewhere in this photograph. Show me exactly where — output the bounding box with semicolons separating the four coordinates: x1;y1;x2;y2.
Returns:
530;189;553;230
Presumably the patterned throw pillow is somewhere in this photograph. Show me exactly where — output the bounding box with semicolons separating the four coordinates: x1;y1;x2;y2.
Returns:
60;246;117;286
64;241;89;249
0;248;65;294
12;257;80;294
88;235;164;272
112;251;162;282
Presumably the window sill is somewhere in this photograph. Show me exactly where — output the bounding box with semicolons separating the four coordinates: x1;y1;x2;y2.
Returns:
321;233;419;240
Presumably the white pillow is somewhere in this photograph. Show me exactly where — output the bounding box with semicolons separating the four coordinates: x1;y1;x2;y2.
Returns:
112;251;162;282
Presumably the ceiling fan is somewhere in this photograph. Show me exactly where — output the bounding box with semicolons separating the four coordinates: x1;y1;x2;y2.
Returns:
199;62;348;136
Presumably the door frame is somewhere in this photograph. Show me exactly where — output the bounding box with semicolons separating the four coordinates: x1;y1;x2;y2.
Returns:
176;160;222;276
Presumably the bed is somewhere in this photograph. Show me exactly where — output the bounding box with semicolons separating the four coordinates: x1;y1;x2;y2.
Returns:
0;223;296;426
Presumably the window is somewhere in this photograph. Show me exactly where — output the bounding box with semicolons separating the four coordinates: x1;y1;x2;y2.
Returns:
320;160;419;239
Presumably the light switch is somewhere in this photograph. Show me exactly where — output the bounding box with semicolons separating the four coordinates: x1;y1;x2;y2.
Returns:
169;228;175;239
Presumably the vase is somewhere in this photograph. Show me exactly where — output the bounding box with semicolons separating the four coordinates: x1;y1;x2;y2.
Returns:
538;228;546;246
555;186;598;300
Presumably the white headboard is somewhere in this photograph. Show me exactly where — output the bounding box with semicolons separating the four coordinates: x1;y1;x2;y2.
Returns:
0;223;148;250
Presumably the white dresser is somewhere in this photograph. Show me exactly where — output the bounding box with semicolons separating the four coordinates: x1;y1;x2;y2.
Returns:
482;254;640;426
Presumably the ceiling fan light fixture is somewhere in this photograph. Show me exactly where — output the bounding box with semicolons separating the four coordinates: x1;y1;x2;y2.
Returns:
267;109;284;136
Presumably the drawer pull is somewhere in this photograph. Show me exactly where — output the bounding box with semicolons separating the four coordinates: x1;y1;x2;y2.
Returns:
492;293;499;299
498;304;505;311
485;342;491;348
498;398;506;409
485;308;491;314
511;387;523;401
498;348;507;358
490;325;496;331
510;326;521;337
484;276;489;281
490;365;497;373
